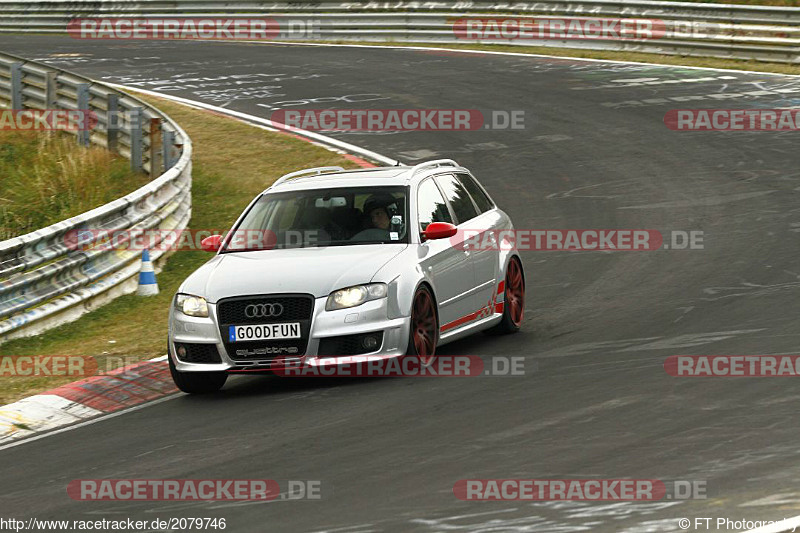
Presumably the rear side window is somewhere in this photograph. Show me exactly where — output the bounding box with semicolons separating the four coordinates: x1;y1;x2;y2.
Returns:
457;173;494;213
417;178;453;231
435;174;479;224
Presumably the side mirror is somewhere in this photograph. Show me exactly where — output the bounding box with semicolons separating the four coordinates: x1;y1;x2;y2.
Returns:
423;222;458;240
201;234;222;252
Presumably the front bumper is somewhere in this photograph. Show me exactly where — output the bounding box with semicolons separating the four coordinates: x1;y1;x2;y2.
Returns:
168;295;410;372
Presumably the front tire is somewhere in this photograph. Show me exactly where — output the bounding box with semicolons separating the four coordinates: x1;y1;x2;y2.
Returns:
488;256;525;335
169;353;227;394
406;284;438;365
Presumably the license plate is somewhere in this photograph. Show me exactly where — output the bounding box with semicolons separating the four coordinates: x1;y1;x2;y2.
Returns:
228;323;301;342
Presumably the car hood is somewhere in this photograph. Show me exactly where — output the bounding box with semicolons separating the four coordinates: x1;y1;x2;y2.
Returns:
181;244;408;302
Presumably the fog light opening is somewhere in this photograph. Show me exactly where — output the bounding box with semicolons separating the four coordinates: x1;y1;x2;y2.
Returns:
362;335;379;350
176;344;187;359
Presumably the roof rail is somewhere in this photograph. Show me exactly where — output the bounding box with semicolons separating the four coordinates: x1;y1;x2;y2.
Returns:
409;159;458;177
269;166;345;189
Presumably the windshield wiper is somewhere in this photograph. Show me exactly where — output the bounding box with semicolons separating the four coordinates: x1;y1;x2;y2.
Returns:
341;240;404;246
222;240;402;252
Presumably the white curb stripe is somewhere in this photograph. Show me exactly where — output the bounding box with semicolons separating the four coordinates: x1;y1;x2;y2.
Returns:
0;394;179;452
0;394;103;444
0;355;172;449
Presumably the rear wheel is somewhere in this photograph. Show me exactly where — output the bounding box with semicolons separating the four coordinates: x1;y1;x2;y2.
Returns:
406;285;438;366
488;256;525;334
169;353;227;394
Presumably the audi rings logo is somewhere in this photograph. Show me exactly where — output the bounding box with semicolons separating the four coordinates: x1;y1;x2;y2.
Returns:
244;303;284;318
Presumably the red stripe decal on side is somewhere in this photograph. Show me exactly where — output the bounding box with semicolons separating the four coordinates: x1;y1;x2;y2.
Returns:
441;301;505;333
440;310;480;332
497;281;505;294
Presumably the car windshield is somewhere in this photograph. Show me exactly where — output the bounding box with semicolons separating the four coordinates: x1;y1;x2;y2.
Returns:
221;186;409;252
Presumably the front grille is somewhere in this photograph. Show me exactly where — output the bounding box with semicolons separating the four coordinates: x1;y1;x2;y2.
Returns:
175;343;222;364
217;295;313;325
318;331;384;357
217;294;314;362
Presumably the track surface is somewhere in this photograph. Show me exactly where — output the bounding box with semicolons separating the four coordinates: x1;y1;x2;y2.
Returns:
2;37;800;532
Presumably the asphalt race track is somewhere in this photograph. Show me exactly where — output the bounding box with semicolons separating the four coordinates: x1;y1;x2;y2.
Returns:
2;36;800;532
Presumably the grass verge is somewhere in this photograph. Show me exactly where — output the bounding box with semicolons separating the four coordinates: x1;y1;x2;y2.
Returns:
0;131;149;240
0;95;362;405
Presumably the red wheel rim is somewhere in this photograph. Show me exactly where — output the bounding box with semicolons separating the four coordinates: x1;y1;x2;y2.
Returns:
506;259;524;327
411;288;436;363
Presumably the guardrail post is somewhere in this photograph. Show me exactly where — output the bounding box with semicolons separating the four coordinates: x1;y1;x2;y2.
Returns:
106;93;119;153
162;128;175;171
44;71;56;109
76;83;90;146
148;117;162;179
130;107;143;173
10;62;23;109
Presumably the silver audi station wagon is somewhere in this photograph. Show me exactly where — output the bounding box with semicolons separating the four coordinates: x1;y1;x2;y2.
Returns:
168;159;524;393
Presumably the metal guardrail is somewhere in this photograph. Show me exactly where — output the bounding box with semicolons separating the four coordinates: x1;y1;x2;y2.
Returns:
0;1;799;63
0;51;192;342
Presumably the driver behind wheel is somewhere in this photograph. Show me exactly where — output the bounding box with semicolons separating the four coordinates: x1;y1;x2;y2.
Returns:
351;193;401;241
363;193;397;230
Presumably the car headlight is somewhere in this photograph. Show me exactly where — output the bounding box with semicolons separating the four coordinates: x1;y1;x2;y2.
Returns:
175;294;209;317
326;283;387;311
